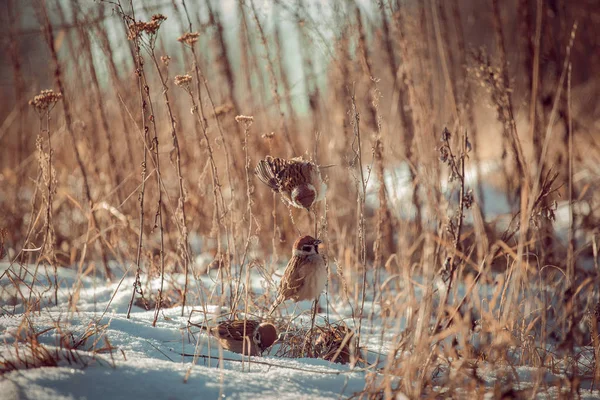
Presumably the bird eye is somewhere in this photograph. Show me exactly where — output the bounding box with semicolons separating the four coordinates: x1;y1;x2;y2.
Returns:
302;245;312;252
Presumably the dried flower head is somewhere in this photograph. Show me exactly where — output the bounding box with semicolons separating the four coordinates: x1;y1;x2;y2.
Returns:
262;132;275;139
29;89;62;112
161;55;171;66
151;14;167;23
235;115;254;126
127;14;167;40
127;21;147;40
174;74;192;87
144;14;167;35
177;32;200;45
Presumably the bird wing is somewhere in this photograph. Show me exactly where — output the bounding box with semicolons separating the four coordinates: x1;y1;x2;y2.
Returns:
255;156;290;191
255;160;279;191
255;157;315;193
278;256;308;301
212;320;259;341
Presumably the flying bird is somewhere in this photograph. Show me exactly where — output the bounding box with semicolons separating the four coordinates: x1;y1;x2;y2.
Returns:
255;156;327;210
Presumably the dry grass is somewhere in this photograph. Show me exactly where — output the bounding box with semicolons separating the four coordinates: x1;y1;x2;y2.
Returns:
0;0;599;397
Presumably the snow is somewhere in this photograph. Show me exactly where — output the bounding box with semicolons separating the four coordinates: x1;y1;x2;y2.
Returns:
0;263;370;399
2;261;599;399
366;160;595;246
365;160;511;219
0;353;363;400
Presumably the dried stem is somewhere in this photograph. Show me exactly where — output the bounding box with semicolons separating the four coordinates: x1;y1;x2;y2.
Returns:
349;86;371;354
37;0;113;281
121;0;150;319
149;52;191;317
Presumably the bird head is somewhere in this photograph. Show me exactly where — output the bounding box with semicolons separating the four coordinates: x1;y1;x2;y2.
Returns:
293;235;322;256
256;322;278;351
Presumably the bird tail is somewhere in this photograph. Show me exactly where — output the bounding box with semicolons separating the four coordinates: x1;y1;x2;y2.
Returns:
255;158;282;191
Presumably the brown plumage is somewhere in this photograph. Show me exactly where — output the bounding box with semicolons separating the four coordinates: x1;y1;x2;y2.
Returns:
269;235;327;315
255;156;327;210
204;319;278;356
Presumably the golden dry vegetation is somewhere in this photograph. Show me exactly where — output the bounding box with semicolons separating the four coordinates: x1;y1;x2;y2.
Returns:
1;0;600;397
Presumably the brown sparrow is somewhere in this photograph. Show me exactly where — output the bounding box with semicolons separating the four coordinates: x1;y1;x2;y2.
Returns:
204;319;278;356
255;156;327;210
269;235;327;315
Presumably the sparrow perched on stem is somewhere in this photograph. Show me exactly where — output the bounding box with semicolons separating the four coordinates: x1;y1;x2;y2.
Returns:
255;156;327;210
269;235;327;315
203;319;278;356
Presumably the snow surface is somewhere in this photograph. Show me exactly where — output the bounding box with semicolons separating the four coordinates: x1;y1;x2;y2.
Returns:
0;263;374;400
2;262;599;399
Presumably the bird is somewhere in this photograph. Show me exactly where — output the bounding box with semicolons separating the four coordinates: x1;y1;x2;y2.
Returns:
255;156;327;210
269;235;327;316
203;319;278;356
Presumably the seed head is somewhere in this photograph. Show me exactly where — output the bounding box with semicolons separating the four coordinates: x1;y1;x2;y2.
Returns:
177;32;200;45
235;115;254;125
127;21;146;40
127;14;167;40
174;74;192;87
29;89;62;111
144;14;167;35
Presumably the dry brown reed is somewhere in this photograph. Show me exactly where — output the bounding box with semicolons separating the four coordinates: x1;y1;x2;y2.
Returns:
0;0;599;398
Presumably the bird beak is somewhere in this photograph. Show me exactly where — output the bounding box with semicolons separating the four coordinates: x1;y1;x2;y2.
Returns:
313;239;322;245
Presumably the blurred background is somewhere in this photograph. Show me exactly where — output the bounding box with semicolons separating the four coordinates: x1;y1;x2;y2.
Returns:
0;0;599;289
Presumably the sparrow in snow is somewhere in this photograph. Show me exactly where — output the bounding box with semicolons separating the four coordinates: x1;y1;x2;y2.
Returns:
255;156;327;210
269;235;327;315
203;319;278;356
